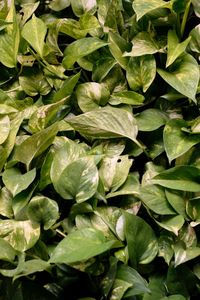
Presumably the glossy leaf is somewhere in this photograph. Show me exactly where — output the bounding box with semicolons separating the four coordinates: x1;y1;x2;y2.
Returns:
157;54;199;102
124;32;162;57
0;187;13;218
62;37;107;69
66;107;139;145
189;25;200;53
152;166;200;192
49;0;70;11
140;184;176;215
136;108;168;131
109;91;144;106
174;241;200;267
163;119;200;163
0;238;16;262
166;30;191;67
2;167;36;197
27;196;59;230
54;156;99;202
126;55;156;92
0;115;10;144
124;212;158;267
156;215;185;236
50;227;119;264
71;0;97;17
13;123;59;169
21;14;47;57
191;0;200;17
133;0;169;20
0;220;40;251
76;82;110;112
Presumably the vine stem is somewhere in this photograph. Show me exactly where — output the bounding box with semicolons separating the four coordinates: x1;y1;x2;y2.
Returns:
181;1;191;38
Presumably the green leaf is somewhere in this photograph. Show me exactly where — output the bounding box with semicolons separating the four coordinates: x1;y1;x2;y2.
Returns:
0;220;40;251
28;98;67;133
62;37;107;69
166;30;191;67
109;91;144;106
0;115;10;144
140;184;176;215
0;238;16;262
133;0;169;20
124;212;158;267
13;123;59;169
189;25;200;53
0;187;13;218
50;138;86;185
191;0;200;17
0;2;19;68
50;227;119;264
99;155;133;192
136;108;168;131
53;72;80;102
156;215;185;235
163;119;200;163
152;165;200;192
19;68;51;97
49;0;70;11
0;113;24;171
124;32;162;57
76;82;110;112
143;275;166;300
2;168;36;197
27;196;59;230
66;107;139;146
117;265;150;296
157;54;199;102
21;14;47;57
54;156;99;202
174;241;200;267
71;0;97;17
110;279;132;300
126;55;156;92
108;32;130;69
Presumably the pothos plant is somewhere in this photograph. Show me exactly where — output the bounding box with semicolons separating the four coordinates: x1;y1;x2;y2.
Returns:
0;0;199;299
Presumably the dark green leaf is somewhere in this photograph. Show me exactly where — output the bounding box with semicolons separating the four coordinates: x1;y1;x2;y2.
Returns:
124;212;158;267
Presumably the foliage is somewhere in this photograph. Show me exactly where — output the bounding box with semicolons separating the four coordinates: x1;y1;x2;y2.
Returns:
0;0;199;299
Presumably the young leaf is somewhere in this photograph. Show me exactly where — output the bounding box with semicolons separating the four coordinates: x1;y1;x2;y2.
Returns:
157;54;199;102
166;30;191;67
13;123;59;169
62;37;107;69
21;14;47;57
50;227;120;264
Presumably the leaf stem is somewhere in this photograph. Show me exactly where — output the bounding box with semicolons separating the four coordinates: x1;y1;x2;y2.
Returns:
56;229;67;238
181;1;191;38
